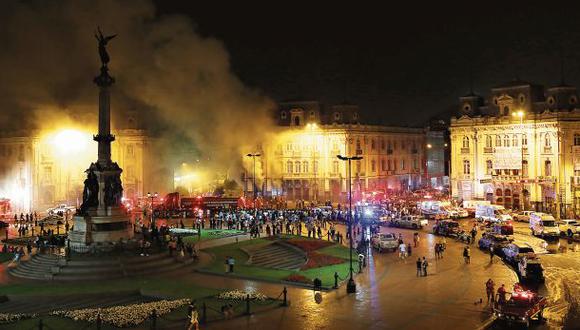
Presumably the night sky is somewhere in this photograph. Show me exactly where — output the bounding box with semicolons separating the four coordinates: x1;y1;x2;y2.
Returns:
155;1;580;126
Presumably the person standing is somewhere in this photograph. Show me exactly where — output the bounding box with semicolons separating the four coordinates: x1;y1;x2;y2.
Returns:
398;242;407;259
416;258;422;277
489;245;494;262
187;304;199;330
485;278;495;305
413;232;419;247
407;242;412;257
421;257;428;276
463;246;471;264
497;284;507;306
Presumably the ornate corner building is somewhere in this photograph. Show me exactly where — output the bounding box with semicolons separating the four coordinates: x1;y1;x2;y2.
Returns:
0;117;160;213
450;79;580;217
246;101;447;204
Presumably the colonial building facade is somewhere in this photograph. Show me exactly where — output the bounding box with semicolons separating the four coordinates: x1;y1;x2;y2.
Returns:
450;80;580;217
245;101;445;203
0;127;157;213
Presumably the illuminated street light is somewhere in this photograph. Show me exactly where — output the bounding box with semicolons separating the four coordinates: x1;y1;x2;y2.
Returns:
337;154;363;294
246;153;261;212
147;191;158;227
426;144;432;149
512;110;525;210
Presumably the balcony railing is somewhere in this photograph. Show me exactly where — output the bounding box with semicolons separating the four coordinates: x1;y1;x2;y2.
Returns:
572;176;580;186
483;147;493;153
356;149;363;155
461;148;470;154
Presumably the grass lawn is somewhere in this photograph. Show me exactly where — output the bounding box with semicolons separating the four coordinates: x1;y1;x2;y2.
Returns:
0;276;220;298
201;237;358;287
182;229;245;244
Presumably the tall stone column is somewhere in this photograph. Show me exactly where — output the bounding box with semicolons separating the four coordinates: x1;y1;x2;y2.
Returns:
93;67;115;166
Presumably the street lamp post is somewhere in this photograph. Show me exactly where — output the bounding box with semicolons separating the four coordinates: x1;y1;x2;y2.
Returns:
337;154;363;294
512;110;525;210
147;192;158;228
246;153;261;213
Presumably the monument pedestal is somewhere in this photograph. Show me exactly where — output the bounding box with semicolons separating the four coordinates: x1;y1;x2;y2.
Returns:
69;161;132;253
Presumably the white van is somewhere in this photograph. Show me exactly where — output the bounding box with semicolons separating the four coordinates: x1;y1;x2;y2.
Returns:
529;212;560;238
475;204;513;222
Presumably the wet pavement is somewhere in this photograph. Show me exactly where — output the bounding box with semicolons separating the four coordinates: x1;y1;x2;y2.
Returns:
167;225;518;330
3;216;577;329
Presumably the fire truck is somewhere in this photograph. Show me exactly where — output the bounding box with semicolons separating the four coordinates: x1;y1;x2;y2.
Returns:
153;193;242;218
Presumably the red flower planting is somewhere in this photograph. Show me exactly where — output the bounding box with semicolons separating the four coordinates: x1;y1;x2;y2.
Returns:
284;274;312;284
285;239;333;252
301;252;345;270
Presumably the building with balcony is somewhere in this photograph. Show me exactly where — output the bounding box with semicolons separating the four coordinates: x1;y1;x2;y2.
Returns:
245;101;444;204
450;79;580;217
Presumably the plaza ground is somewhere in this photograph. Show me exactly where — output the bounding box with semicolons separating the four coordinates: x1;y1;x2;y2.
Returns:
1;217;579;329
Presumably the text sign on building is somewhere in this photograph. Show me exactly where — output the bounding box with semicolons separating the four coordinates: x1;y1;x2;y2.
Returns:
493;147;522;170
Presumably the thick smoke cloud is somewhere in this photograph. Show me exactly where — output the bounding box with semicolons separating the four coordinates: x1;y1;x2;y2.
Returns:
0;0;274;187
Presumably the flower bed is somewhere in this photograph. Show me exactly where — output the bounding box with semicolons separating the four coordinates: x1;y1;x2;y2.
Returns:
285;239;333;252
217;290;267;301
301;252;345;270
284;274;312;284
50;299;190;327
0;313;37;324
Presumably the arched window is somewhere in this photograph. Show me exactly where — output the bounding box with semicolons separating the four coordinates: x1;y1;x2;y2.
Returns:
503;135;510;147
302;161;309;173
545;134;551;147
463;160;470;174
295;161;301;173
294;116;300;126
486;136;492;148
332;160;339;173
496;135;501;147
574;134;580;146
486;160;493;175
545;160;552;176
522;160;528;176
356;138;361;151
512;135;518;147
462;136;470;148
287;161;293;173
371;160;376;172
371;139;376;150
522;134;528;146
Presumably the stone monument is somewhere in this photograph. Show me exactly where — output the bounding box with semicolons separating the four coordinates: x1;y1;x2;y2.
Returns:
68;27;132;252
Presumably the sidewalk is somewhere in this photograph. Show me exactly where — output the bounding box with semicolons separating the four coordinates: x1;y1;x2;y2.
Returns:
172;228;518;330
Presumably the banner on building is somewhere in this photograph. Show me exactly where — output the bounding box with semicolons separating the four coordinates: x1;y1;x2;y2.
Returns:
493;147;522;169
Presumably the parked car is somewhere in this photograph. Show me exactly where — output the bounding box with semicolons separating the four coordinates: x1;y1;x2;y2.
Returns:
529;213;560;238
513;210;533;223
521;258;545;283
371;233;399;252
478;232;513;256
390;215;428;229
557;219;580;237
432;220;460;237
47;204;75;216
502;241;536;264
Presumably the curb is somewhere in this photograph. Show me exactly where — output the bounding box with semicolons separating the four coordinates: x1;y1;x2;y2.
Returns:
195;268;337;291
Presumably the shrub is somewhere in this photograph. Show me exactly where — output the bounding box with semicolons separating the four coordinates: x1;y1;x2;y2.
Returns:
301;252;345;270
284;274;311;284
285;239;333;252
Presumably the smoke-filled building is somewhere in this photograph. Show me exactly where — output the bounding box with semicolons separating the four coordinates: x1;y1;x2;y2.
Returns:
245;101;444;204
0;125;160;213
